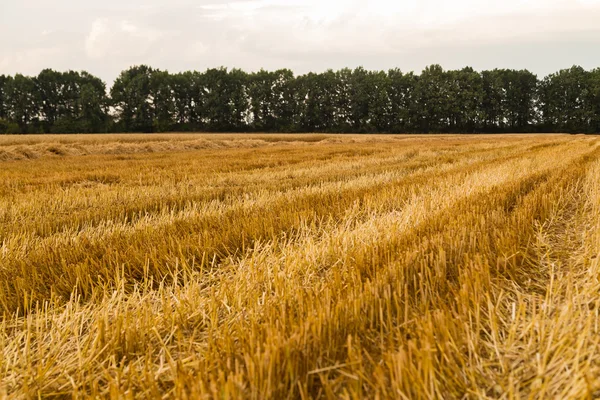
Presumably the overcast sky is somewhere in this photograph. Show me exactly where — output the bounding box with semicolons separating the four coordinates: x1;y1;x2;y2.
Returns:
2;0;600;84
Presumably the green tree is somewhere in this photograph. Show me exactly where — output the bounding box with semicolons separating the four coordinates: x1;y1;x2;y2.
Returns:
366;70;391;132
14;64;600;134
481;70;505;132
61;71;85;122
228;69;250;131
248;69;277;131
170;72;200;131
0;75;7;118
35;69;63;132
4;74;39;133
387;69;417;132
297;71;339;132
201;68;249;131
79;71;109;133
347;67;372;132
539;66;590;133
500;69;538;132
111;65;155;132
587;68;600;133
249;69;298;132
36;70;110;133
447;67;483;132
271;69;298;132
414;65;451;132
150;70;174;132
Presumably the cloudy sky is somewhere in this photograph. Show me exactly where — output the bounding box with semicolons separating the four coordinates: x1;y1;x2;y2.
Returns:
1;0;600;84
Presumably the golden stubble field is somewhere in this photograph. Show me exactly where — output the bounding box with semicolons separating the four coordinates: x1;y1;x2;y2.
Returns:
1;133;599;399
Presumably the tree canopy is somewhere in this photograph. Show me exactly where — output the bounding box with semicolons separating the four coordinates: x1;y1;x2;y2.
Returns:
1;65;600;134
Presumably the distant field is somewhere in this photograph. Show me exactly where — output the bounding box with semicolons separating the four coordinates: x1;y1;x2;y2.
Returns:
0;133;529;161
1;133;600;398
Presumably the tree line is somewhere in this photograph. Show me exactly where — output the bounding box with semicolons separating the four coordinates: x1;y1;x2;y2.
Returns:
1;64;599;134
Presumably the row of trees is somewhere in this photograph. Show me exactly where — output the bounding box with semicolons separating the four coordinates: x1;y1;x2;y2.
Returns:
1;65;600;134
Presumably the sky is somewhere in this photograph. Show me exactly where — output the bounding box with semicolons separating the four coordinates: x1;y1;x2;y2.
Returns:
2;0;600;85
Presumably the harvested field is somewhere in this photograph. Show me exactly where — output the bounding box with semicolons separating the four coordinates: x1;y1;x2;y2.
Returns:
1;133;599;398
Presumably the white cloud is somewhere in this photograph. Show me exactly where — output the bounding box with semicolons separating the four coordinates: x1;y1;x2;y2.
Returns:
85;19;111;59
120;21;138;34
85;18;165;60
3;0;600;82
0;48;63;74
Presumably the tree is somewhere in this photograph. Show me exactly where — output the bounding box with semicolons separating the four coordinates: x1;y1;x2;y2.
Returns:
4;74;39;133
150;70;174;132
387;69;417;132
347;67;372;132
447;67;483;132
228;69;251;131
170;71;201;131
78;71;110;133
35;69;63;132
481;70;505;132
587;68;600;133
271;69;298;132
111;65;155;132
500;69;538;132
201;68;249;131
300;70;340;132
414;65;451;132
248;69;277;131
61;71;85;123
0;75;11;121
539;66;590;133
366;70;391;132
249;69;298;132
10;64;600;134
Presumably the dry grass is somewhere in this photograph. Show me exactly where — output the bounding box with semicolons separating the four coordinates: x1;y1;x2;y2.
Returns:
0;133;599;399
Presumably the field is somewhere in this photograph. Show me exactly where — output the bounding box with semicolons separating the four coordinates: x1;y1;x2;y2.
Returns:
1;133;600;398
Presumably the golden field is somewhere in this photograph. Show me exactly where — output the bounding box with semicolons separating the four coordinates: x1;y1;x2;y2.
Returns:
1;133;599;399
